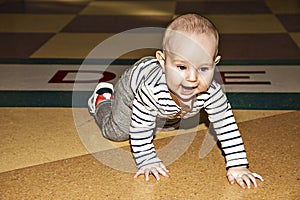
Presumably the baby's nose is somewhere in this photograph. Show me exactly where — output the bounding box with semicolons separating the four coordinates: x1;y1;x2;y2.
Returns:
186;68;198;82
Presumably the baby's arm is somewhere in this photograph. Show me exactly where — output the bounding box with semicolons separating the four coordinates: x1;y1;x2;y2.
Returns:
130;88;169;181
130;123;170;181
204;82;263;188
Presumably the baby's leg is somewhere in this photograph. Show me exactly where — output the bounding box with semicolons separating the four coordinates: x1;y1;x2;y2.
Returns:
95;101;129;141
94;70;133;142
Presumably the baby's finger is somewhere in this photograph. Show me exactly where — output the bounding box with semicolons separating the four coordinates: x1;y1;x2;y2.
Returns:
236;177;246;189
156;166;169;178
159;163;170;173
241;175;251;189
134;170;143;179
145;169;150;181
151;168;160;181
252;173;264;182
247;173;258;187
227;174;235;185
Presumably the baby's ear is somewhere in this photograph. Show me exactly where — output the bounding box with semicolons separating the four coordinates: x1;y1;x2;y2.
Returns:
156;50;165;70
214;55;221;65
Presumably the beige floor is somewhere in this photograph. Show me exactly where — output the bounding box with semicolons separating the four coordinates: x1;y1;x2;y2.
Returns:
0;0;299;199
0;108;299;199
0;108;292;173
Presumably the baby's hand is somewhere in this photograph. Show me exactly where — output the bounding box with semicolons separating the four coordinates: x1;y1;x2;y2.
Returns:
134;162;170;181
227;166;264;189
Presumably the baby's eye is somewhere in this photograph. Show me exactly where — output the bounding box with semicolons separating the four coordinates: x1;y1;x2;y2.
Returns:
177;65;187;70
199;67;209;72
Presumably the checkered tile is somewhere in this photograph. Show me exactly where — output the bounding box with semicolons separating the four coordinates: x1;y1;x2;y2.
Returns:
0;0;299;60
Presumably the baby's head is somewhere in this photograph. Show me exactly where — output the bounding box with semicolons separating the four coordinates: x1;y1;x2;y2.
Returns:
156;14;221;101
163;13;219;58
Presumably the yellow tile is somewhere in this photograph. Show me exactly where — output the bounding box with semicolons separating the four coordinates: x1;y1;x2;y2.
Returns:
31;33;113;58
80;1;175;15
265;0;300;14
1;110;299;199
289;32;300;48
31;32;163;59
203;14;287;34
0;108;88;173
232;110;293;123
120;49;157;59
177;0;237;1
27;0;90;2
0;14;75;33
72;108;293;151
0;107;293;173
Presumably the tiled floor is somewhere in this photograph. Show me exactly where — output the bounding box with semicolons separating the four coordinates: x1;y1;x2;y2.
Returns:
0;0;299;59
0;0;299;199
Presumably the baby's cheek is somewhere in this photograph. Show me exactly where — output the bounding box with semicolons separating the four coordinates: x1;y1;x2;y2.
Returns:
197;83;209;92
168;69;184;81
201;72;214;84
198;75;214;91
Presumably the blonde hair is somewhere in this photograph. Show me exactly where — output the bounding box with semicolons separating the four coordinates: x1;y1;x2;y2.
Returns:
163;14;219;51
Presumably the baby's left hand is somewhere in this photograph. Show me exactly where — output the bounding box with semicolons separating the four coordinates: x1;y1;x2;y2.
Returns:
227;166;264;189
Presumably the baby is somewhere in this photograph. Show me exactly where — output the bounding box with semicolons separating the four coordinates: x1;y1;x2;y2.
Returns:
88;13;264;189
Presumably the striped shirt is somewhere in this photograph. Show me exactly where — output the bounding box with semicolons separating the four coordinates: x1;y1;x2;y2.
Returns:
129;57;249;169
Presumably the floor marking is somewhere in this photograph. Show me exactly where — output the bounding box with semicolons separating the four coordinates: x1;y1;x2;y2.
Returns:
0;64;299;92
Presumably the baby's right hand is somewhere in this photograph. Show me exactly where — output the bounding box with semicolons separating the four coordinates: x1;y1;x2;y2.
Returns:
134;162;170;181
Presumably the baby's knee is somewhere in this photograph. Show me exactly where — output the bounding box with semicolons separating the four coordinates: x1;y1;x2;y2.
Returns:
102;129;129;142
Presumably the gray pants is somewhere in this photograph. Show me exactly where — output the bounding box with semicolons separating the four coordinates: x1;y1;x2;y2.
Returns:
94;68;133;142
94;68;181;142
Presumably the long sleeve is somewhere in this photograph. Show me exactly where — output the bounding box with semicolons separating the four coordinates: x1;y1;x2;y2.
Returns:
128;57;182;169
204;82;249;168
130;83;162;168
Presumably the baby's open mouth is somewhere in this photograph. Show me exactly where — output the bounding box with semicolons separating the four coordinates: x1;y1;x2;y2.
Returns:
181;85;197;95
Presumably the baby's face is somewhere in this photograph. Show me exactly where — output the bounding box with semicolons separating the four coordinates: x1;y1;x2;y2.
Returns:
157;32;220;101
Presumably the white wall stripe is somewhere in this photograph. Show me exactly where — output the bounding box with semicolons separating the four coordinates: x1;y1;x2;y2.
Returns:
0;64;299;92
